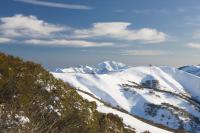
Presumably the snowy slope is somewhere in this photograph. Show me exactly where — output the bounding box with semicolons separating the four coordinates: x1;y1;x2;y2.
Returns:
51;61;200;133
161;66;200;101
77;91;172;133
179;65;200;77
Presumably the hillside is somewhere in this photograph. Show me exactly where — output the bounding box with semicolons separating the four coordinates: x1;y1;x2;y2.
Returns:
0;53;135;133
52;61;200;133
179;65;200;77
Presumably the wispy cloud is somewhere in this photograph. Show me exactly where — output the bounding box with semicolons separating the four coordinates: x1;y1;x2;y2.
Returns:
73;22;167;43
122;50;168;56
187;43;200;49
0;37;12;43
24;39;113;47
177;8;186;13
184;16;200;38
184;16;200;26
113;9;169;15
114;8;189;15
15;0;92;10
131;9;168;15
113;9;126;13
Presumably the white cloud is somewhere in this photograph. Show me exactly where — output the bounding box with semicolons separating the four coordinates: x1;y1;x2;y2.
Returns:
122;50;167;56
0;14;168;47
131;9;168;15
187;43;200;49
24;39;113;47
0;37;12;43
15;0;92;10
0;14;65;37
73;22;167;43
0;14;112;47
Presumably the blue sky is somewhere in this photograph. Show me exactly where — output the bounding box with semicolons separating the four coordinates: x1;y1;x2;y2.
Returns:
0;0;200;69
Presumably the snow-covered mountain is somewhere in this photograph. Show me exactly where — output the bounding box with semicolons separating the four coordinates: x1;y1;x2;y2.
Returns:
52;61;200;133
52;61;129;74
179;65;200;77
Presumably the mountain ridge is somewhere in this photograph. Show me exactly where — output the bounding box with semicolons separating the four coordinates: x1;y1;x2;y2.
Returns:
52;61;130;74
52;61;200;133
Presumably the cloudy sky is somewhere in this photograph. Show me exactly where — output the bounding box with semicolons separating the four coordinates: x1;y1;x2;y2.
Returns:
0;0;200;68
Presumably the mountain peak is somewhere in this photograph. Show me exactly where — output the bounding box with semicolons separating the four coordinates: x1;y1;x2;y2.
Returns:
96;61;129;73
53;61;129;74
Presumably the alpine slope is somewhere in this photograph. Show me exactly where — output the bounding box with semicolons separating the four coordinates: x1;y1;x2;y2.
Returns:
52;61;200;133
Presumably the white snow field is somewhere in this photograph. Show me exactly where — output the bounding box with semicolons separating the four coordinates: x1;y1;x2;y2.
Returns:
179;65;200;77
77;91;172;133
52;61;200;133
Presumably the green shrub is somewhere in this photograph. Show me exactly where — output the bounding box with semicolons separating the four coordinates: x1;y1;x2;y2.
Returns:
0;52;134;133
